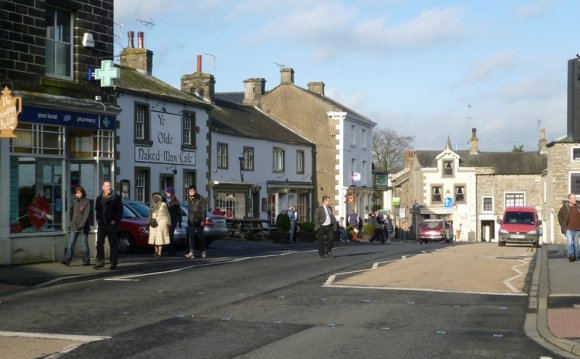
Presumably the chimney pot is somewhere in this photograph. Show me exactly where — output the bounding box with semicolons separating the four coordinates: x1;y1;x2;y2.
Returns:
137;31;144;48
197;55;202;73
128;31;134;48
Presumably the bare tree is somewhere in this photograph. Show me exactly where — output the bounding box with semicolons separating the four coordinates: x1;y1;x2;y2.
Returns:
372;128;415;173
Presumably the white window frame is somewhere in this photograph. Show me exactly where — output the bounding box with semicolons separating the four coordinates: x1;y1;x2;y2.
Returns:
570;172;580;195
273;147;285;172
45;6;73;79
182;111;196;148
482;196;494;212
361;128;368;149
454;184;466;203
572;147;580;162
217;143;228;169
296;150;304;174
504;192;525;207
431;185;443;204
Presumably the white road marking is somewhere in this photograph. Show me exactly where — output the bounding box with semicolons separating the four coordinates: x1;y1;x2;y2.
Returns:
0;330;110;342
323;250;530;296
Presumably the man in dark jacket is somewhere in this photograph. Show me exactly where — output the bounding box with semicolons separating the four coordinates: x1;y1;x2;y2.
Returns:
94;181;123;270
314;195;337;258
557;193;580;262
185;185;207;259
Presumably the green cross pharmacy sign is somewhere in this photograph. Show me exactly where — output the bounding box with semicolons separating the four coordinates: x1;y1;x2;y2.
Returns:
94;60;120;87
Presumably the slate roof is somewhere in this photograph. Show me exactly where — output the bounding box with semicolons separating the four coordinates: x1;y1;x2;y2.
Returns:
216;88;376;126
113;66;211;108
210;98;313;145
415;150;547;175
292;86;375;126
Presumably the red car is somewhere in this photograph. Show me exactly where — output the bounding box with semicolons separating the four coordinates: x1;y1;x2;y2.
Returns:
117;204;150;253
418;219;450;244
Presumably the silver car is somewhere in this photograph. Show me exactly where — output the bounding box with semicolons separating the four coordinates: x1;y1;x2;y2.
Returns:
123;200;227;247
178;203;227;247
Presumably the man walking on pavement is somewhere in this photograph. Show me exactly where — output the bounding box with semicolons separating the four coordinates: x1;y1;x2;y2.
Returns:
558;193;580;262
314;195;337;258
94;181;123;270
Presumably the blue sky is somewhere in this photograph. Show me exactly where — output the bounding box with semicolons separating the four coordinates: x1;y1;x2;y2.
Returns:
114;0;577;151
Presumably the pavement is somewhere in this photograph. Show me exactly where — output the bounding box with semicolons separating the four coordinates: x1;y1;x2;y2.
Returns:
1;241;580;358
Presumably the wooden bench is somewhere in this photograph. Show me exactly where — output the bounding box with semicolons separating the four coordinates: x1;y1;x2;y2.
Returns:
226;219;274;240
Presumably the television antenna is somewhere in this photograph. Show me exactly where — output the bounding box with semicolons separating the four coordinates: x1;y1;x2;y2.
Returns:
136;18;155;28
273;62;285;69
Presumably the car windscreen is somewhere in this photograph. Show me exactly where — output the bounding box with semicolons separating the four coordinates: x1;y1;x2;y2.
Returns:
127;202;150;217
504;212;534;225
423;221;443;229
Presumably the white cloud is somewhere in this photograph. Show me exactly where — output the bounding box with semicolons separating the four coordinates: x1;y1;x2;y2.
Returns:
114;0;219;22
462;51;518;85
515;0;554;19
354;6;467;50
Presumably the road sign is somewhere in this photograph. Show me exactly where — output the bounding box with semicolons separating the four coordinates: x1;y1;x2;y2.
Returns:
444;197;453;208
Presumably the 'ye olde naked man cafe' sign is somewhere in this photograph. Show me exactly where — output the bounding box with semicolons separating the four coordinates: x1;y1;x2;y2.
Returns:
0;86;21;138
135;111;196;166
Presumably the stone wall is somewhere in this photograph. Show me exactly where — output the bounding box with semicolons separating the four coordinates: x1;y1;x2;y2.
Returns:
0;0;114;99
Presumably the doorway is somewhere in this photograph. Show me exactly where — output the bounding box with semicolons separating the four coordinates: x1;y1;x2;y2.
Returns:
481;220;495;242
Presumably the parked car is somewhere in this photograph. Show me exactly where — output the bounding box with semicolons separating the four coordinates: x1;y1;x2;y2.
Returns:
117;203;150;253
418;219;450;244
121;200;226;250
497;206;541;247
177;203;227;248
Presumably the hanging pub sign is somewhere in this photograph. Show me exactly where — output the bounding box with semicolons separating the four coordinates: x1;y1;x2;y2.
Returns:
374;172;388;190
0;86;21;138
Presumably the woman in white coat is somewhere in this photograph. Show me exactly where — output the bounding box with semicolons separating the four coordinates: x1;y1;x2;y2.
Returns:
148;192;170;257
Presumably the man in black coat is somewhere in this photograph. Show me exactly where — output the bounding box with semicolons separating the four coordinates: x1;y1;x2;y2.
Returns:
94;181;123;270
314;195;337;258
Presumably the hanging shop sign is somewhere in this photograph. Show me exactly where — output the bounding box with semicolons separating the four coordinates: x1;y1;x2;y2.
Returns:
0;86;21;138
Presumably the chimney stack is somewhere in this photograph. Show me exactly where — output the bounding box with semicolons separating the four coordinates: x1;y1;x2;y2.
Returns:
181;54;215;103
243;78;266;106
280;67;294;84
307;81;325;96
539;128;547;154
469;128;479;154
120;31;153;75
404;150;415;168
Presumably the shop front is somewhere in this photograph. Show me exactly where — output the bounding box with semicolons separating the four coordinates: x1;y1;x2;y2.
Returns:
1;102;118;265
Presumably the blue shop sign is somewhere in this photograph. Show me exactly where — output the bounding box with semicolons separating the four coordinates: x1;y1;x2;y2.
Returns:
21;106;115;130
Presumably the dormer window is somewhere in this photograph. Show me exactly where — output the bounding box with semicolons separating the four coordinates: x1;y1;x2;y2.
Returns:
443;160;454;177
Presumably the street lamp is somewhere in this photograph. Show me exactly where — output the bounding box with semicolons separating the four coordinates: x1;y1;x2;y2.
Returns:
238;156;244;182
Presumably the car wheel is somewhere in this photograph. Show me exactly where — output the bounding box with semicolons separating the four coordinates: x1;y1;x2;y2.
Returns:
498;241;505;247
117;232;134;253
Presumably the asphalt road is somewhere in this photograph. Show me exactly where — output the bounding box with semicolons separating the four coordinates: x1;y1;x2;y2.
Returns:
0;241;564;359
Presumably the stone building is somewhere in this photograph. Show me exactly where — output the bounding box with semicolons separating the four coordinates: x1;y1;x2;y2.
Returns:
0;0;119;264
392;129;547;242
243;68;376;220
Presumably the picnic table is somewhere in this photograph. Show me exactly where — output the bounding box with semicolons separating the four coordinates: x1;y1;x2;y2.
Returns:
226;218;274;240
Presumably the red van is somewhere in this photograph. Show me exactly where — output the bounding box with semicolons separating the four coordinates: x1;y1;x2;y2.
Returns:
497;206;541;247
